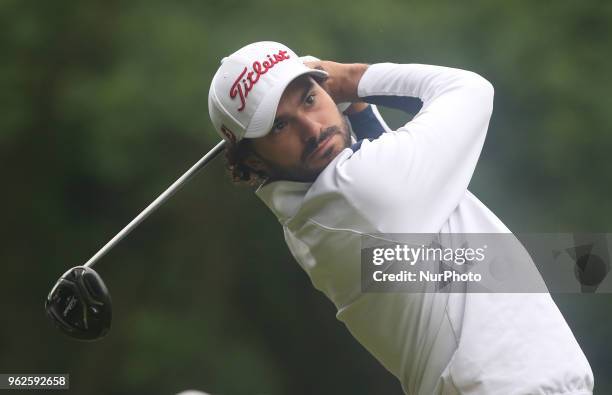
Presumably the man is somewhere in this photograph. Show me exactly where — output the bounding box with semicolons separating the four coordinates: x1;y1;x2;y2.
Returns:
208;41;594;394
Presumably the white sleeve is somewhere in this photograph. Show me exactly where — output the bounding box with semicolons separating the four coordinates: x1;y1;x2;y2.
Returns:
336;63;494;232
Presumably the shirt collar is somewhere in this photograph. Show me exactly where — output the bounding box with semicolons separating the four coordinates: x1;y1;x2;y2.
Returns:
255;180;312;223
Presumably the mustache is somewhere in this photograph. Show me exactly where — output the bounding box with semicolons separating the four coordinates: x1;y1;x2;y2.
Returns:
302;125;341;162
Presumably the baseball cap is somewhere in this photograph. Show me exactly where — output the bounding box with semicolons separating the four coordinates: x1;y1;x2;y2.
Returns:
208;41;328;144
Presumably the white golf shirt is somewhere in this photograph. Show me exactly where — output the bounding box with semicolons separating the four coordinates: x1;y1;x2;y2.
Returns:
255;63;594;394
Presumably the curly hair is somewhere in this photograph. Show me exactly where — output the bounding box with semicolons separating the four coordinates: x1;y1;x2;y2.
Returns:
224;139;268;186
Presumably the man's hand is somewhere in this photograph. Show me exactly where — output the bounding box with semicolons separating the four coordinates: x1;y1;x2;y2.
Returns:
304;60;369;103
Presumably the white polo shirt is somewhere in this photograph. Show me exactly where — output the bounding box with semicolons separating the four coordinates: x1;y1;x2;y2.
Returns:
255;63;594;394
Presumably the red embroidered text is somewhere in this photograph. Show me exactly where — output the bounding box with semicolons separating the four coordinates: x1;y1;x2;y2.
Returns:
230;50;291;111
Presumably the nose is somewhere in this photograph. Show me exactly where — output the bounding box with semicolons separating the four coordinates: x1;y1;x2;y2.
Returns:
295;113;322;142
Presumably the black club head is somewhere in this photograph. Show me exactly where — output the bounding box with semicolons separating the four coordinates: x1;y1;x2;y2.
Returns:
45;266;112;341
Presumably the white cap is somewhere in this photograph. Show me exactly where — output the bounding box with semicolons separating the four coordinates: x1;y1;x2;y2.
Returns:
208;41;328;144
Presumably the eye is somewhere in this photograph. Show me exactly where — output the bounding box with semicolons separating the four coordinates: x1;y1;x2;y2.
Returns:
272;120;287;133
305;94;315;105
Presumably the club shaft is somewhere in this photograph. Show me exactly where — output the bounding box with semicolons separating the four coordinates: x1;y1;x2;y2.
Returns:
84;140;226;268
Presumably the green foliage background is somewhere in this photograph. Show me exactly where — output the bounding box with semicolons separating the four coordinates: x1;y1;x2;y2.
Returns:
1;1;611;394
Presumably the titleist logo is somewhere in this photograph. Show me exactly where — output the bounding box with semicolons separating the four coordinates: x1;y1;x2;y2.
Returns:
220;124;237;144
230;49;291;111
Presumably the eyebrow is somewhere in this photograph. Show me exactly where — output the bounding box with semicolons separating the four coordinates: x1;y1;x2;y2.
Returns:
272;78;315;126
299;78;315;104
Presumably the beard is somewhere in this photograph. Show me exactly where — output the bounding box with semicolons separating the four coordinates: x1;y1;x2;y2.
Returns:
263;116;352;183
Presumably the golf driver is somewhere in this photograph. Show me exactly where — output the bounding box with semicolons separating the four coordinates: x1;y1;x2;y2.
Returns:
45;140;226;341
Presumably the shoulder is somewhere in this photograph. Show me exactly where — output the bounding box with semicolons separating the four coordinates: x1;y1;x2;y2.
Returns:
318;134;418;208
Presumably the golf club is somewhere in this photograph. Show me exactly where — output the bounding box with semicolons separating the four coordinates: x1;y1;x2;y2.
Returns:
45;140;226;341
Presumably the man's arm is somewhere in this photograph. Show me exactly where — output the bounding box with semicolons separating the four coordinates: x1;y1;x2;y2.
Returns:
322;62;495;232
304;61;369;103
343;103;391;141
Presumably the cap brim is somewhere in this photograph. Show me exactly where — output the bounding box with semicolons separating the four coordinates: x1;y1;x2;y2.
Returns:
245;67;328;139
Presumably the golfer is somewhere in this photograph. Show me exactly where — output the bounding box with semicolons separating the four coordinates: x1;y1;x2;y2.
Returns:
208;41;594;394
